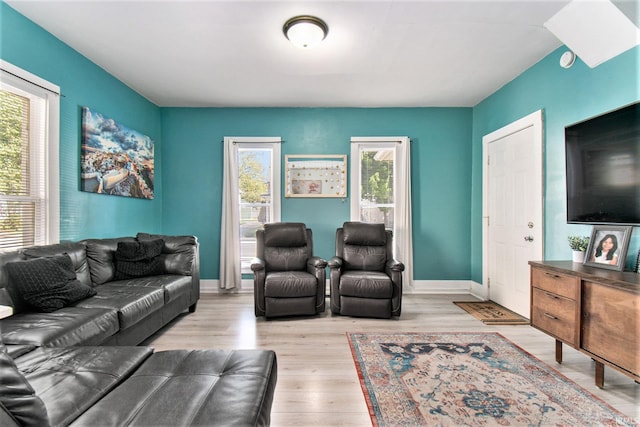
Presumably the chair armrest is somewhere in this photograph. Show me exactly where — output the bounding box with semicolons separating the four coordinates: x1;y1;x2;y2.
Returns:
250;258;265;272
327;256;343;269
387;258;405;272
308;256;327;269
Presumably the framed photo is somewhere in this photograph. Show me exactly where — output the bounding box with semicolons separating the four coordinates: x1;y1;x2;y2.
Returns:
285;154;347;198
584;225;632;271
81;107;154;199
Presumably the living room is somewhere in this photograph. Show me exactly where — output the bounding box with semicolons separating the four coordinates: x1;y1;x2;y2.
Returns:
1;0;639;425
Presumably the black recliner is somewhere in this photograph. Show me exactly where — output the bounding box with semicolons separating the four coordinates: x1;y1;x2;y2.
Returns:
251;222;327;318
328;222;404;318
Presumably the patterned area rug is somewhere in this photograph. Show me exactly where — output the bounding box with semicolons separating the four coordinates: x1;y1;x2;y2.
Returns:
348;332;637;426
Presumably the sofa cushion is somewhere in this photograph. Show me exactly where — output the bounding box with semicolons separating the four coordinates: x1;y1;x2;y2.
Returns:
263;222;308;247
264;246;308;271
70;349;278;427
0;307;118;347
343;222;386;246
84;237;136;285
265;272;319;297
74;283;165;329
22;242;91;287
114;239;165;280
0;340;50;427
339;271;393;298
343;244;387;272
15;346;153;427
5;255;96;313
137;233;197;275
115;274;192;304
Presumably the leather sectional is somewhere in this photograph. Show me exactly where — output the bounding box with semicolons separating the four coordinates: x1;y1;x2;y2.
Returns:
0;234;277;426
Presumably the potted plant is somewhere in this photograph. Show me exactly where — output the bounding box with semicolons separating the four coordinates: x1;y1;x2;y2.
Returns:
568;235;590;262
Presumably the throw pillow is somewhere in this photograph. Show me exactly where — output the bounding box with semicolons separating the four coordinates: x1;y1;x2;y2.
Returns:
0;338;51;426
5;255;96;313
114;238;165;280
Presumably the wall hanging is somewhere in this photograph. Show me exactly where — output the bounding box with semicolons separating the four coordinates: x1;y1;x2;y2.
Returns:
285;154;346;198
80;107;154;199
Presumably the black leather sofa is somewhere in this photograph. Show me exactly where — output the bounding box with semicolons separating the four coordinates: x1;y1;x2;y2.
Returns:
0;233;201;347
0;234;278;426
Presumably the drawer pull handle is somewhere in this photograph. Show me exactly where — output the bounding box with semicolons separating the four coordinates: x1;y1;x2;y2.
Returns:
543;312;558;320
544;272;561;279
544;292;559;300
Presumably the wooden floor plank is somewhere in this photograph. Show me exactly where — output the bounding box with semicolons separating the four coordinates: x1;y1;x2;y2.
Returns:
145;293;639;425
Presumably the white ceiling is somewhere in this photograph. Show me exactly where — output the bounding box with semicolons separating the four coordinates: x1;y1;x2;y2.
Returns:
5;0;633;108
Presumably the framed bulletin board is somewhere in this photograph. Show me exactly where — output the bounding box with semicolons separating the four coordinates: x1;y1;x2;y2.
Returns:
285;154;347;198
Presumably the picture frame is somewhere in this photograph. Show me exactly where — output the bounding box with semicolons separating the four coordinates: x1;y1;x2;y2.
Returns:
584;225;632;271
285;154;347;198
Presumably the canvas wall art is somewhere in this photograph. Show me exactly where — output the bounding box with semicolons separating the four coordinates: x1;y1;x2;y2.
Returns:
81;107;154;199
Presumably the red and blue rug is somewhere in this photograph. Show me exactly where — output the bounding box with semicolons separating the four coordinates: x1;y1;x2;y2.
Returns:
348;332;637;426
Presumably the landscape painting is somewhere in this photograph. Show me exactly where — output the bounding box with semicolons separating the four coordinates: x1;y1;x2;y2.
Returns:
81;107;154;199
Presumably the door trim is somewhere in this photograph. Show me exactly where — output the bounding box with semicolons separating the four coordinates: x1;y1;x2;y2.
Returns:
481;110;544;299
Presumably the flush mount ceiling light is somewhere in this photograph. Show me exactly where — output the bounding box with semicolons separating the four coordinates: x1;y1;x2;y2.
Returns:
283;15;328;48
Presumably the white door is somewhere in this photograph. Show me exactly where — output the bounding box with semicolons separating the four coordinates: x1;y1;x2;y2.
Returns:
483;111;543;318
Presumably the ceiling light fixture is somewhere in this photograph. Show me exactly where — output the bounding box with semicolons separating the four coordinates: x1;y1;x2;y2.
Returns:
283;15;328;48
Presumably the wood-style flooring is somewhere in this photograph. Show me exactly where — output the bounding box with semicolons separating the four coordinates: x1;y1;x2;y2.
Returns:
144;293;639;425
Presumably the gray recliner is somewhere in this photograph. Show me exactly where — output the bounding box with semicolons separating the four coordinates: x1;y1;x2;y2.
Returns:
328;222;404;318
251;223;327;318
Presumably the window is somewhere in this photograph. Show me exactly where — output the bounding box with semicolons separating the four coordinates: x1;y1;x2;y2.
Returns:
238;144;281;272
351;136;413;288
354;146;396;229
0;61;59;251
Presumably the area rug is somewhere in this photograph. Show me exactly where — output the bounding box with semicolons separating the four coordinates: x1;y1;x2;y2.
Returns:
453;300;529;325
347;332;637;427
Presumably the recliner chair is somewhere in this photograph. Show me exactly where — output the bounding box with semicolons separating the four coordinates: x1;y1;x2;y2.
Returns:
251;222;327;318
328;222;404;318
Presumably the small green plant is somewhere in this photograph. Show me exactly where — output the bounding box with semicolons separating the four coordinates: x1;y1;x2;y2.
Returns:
568;235;590;252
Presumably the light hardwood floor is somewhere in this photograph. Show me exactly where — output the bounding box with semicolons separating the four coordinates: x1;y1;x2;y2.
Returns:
144;293;639;425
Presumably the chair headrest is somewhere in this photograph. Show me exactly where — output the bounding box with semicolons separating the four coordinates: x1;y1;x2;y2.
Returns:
343;222;386;246
264;223;308;247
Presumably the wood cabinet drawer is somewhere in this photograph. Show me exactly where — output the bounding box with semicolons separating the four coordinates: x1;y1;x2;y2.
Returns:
531;267;579;300
531;288;578;346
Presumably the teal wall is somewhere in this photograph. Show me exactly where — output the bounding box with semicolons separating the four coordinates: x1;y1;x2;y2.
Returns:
471;45;640;282
1;2;163;240
160;108;472;279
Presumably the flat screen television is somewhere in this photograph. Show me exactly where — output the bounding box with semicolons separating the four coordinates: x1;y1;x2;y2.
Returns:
565;102;640;225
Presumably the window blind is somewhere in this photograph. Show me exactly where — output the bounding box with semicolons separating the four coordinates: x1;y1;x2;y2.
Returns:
0;78;48;250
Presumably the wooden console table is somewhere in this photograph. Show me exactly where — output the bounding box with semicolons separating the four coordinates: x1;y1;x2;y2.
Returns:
529;260;639;388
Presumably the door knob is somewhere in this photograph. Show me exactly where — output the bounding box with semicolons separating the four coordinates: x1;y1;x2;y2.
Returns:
524;236;534;242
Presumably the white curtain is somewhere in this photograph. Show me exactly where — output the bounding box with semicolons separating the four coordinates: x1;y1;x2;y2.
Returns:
396;137;414;290
220;138;241;290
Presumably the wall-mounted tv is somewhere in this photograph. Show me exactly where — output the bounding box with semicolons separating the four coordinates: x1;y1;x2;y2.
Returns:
565;102;640;225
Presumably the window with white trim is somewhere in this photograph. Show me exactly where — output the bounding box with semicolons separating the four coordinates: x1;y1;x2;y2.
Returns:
0;61;59;251
237;141;281;273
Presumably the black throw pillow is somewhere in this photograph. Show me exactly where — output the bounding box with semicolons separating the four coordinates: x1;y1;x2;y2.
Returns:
114;238;165;280
5;254;96;313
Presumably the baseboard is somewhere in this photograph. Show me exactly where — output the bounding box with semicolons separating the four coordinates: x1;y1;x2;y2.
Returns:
200;279;253;293
410;280;480;294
